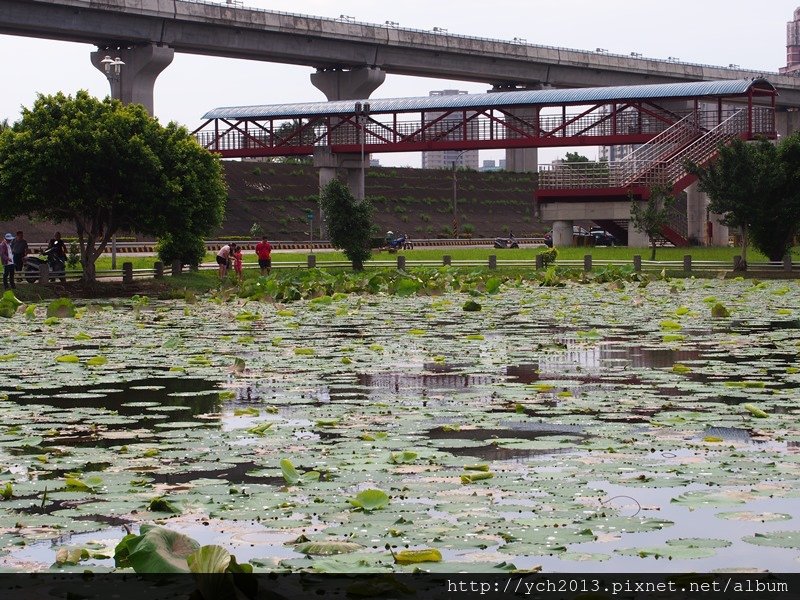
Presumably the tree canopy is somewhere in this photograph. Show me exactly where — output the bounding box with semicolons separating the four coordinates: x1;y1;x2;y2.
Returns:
319;178;373;270
686;136;800;264
0;91;227;282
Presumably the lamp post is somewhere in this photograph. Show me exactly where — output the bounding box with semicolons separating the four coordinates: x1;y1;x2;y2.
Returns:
100;55;125;269
451;149;469;238
355;101;370;201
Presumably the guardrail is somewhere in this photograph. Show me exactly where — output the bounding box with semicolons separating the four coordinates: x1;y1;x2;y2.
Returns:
20;253;797;284
25;238;548;254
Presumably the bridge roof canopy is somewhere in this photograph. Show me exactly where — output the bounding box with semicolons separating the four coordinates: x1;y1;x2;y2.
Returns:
203;78;776;120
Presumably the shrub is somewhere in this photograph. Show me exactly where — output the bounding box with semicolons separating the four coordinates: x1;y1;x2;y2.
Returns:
538;248;558;268
156;232;206;268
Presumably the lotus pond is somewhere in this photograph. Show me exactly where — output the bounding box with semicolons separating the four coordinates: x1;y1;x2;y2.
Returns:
1;273;800;573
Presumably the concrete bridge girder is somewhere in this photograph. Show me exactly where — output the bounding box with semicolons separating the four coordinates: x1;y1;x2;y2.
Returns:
90;43;174;115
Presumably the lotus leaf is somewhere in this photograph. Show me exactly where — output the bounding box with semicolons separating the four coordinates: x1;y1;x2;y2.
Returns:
349;489;390;511
117;525;200;573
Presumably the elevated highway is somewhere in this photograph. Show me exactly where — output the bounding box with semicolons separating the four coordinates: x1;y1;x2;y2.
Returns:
3;0;800;112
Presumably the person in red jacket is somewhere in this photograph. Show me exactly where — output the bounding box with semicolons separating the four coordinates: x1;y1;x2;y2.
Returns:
255;235;272;276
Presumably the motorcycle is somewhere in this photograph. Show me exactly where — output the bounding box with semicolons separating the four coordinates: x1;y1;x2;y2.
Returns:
23;247;67;283
493;235;519;249
387;234;413;252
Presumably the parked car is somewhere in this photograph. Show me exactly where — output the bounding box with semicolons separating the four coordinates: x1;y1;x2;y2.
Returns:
589;227;616;246
543;226;593;247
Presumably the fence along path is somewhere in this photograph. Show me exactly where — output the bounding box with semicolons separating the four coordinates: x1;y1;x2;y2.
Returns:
24;253;797;284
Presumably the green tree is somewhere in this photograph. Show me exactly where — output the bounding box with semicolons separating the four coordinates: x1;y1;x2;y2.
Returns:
319;178;373;270
630;185;675;261
564;152;590;163
156;231;207;269
685;137;799;266
0;91;226;282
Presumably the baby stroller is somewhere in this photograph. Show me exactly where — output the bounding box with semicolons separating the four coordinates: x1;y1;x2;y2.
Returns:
23;247;67;283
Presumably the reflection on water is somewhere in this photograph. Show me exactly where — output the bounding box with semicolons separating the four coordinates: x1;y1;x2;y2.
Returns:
14;377;221;417
359;371;497;391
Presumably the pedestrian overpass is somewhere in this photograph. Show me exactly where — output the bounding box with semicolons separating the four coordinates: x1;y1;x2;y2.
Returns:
194;78;777;246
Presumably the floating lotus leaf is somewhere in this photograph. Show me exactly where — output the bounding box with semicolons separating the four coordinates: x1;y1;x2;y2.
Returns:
293;540;364;556
742;531;800;548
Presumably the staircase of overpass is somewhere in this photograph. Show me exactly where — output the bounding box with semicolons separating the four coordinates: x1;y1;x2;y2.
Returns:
536;106;772;246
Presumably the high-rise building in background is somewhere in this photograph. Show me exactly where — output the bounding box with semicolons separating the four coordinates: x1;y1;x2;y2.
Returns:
421;90;480;170
780;7;800;74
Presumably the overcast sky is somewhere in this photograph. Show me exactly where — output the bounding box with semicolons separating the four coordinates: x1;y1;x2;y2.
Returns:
1;0;799;165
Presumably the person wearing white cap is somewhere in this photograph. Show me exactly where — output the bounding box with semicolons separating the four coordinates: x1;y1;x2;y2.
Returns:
0;233;15;289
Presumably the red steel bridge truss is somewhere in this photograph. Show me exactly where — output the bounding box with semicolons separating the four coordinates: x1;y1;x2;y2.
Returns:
194;79;777;245
194;79;776;161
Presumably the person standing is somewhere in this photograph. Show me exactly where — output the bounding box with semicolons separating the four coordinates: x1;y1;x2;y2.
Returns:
216;243;232;280
232;243;243;282
48;232;66;258
1;233;15;290
255;235;272;276
11;231;28;273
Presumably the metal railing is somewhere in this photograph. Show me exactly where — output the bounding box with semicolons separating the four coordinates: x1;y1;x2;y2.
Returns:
537;108;759;191
614;113;701;186
21;254;798;284
198;108;773;151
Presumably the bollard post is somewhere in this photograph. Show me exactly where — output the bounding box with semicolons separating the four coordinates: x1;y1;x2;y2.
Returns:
38;262;49;284
535;254;544;270
397;255;406;270
733;255;743;271
633;255;642;272
154;261;164;279
683;254;692;273
171;259;182;277
783;255;793;272
443;255;451;266
122;262;133;284
488;255;497;270
583;254;592;272
307;254;316;268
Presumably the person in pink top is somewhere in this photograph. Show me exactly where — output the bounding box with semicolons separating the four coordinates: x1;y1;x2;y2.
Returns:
216;243;231;280
255;235;272;276
231;243;243;282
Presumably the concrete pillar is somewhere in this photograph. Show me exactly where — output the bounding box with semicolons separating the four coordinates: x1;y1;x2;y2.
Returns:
311;67;386;101
506;147;539;173
91;44;174;115
503;107;538;173
775;108;800;139
307;254;317;268
709;212;729;246
627;222;650;248
552;220;574;247
310;68;384;203
685;182;706;245
314;148;368;201
491;86;541;173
